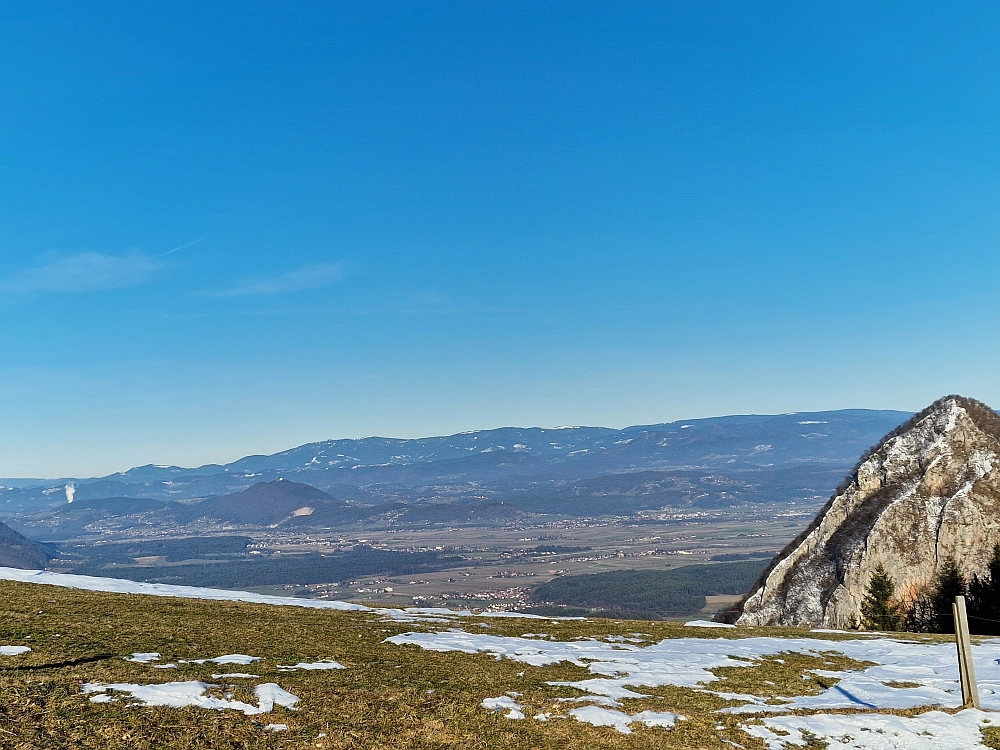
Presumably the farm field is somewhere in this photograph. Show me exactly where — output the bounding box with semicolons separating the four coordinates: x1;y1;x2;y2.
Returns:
53;505;810;615
0;570;996;749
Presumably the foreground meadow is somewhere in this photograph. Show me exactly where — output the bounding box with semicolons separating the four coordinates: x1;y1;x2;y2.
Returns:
0;573;996;749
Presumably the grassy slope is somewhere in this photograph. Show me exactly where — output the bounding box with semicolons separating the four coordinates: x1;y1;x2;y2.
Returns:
0;580;963;749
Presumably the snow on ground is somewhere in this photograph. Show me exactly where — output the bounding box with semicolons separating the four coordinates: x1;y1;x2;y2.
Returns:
212;673;258;679
0;567;563;622
0;568;368;612
386;629;1000;712
481;695;525;719
278;659;345;671
684;620;735;629
183;654;260;665
744;708;996;750
255;683;300;712
390;629;1000;745
126;652;160;663
567;706;683;734
0;646;31;656
82;681;298;715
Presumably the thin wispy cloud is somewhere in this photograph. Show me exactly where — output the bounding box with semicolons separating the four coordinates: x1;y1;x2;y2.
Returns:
199;263;344;298
0;251;162;293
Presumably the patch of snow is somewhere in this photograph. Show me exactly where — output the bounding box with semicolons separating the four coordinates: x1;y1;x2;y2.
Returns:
0;568;372;612
685;620;735;628
797;420;828;425
568;706;635;733
82;680;298;715
184;654;260;665
632;710;684;729
743;708;994;750
126;652;160;663
263;724;288;731
568;706;682;734
481;695;525;720
212;673;257;679
254;683;300;712
278;659;345;671
0;646;31;656
387;631;1000;713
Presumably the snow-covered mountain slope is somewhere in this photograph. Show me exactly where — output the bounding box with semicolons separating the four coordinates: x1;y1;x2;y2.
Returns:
0;409;908;513
731;396;1000;627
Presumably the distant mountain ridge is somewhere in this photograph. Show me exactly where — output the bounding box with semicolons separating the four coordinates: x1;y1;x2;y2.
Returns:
106;409;909;480
0;410;911;522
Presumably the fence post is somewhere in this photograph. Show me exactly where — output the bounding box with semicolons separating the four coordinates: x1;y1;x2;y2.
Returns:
953;595;980;709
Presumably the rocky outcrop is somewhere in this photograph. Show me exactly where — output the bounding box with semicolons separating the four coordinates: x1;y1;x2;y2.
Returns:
723;396;1000;628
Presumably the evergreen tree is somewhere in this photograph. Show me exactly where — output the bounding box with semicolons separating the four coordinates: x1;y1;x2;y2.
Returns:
929;556;966;634
859;564;903;631
967;544;1000;635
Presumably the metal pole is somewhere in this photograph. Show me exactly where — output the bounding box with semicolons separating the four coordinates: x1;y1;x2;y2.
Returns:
954;595;980;709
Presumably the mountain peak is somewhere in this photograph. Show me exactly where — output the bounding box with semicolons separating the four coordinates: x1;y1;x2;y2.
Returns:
187;480;339;526
725;395;1000;627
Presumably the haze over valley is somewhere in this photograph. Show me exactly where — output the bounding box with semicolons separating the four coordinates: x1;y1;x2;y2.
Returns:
0;408;908;616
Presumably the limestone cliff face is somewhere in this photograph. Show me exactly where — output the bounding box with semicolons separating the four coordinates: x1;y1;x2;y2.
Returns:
731;396;1000;628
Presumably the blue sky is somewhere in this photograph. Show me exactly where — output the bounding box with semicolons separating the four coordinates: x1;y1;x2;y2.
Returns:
2;2;1000;477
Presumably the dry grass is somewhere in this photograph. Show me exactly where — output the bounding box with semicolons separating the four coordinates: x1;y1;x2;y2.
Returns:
0;580;971;748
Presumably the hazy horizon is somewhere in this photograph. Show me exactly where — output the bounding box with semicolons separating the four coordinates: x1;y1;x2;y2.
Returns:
1;404;917;481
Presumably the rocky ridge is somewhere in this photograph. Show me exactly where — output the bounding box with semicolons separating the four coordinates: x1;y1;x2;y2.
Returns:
724;395;1000;627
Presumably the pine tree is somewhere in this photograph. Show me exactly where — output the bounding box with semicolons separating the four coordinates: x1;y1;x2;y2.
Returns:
929;556;966;634
968;544;1000;636
859;564;903;631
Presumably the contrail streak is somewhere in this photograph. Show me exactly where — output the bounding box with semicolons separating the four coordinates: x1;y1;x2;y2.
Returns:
156;237;206;258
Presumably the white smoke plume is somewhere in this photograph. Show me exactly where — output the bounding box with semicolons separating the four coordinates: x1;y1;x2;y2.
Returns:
65;483;75;504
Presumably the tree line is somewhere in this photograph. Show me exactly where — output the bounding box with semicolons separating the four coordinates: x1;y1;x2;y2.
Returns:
859;546;1000;635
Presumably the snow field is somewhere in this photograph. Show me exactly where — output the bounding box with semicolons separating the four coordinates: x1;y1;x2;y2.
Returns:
744;709;997;750
82;681;299;716
388;629;1000;744
88;650;344;723
387;630;1000;711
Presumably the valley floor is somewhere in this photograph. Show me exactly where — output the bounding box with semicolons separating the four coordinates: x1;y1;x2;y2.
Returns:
44;504;811;616
0;569;997;748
